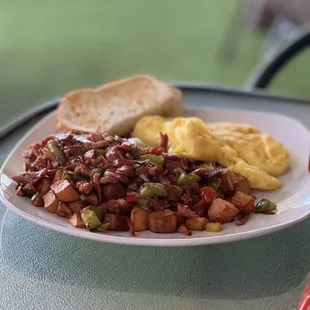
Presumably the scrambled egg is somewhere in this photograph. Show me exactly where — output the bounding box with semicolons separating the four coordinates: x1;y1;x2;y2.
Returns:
132;116;290;190
208;123;289;176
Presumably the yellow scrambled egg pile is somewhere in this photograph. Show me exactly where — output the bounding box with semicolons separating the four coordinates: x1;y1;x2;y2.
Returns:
132;116;290;190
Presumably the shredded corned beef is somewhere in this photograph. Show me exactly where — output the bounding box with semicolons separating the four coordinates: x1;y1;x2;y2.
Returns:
13;131;259;235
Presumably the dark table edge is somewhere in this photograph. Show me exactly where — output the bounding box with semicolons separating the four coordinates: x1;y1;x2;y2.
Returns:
0;83;309;140
172;82;310;104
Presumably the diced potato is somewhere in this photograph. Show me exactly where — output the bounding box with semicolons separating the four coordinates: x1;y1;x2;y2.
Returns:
230;173;250;194
51;180;80;202
43;190;59;213
185;217;209;231
205;222;223;232
39;178;51;195
68;200;86;213
231;191;255;214
174;211;186;225
53;169;63;183
56;201;73;218
104;214;129;231
234;178;250;195
118;199;134;213
148;210;177;233
130;206;149;232
177;224;191;236
208;198;239;223
69;212;85;228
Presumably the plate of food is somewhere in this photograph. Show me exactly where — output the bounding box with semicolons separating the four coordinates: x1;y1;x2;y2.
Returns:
0;75;309;246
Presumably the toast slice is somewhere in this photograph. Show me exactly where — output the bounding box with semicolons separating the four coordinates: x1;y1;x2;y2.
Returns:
57;75;183;136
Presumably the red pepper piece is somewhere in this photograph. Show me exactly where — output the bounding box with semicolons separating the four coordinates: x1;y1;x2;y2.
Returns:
200;186;217;205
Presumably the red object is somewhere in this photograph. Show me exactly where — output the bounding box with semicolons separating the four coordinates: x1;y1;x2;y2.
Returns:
33;198;43;207
263;211;275;215
159;133;168;152
298;279;310;310
149;147;165;155
200;186;217;204
126;193;140;203
234;214;250;226
16;186;24;196
120;143;132;152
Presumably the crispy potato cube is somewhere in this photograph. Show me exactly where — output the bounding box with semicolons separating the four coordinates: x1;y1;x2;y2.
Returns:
208;198;239;223
174;211;186;225
69;212;85;228
43;190;59;213
230;173;250;194
51;180;80;202
68;200;86;213
104;214;129;231
53;169;63;183
56;201;73;218
148;210;177;233
185;217;209;231
231;191;255;214
130;206;149;232
39;178;51;195
177;224;191;236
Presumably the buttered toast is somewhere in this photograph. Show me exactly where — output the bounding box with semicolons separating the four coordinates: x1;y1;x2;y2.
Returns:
57;75;183;136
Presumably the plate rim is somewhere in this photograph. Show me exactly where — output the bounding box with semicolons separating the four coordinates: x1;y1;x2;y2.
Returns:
1;107;310;247
1;190;310;247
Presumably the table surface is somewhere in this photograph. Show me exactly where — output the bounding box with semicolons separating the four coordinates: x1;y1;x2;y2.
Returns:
0;87;309;310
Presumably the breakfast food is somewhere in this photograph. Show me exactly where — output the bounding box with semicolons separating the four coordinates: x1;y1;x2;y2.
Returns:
208;122;289;177
11;75;288;237
132;116;290;190
12;131;277;236
57;75;183;136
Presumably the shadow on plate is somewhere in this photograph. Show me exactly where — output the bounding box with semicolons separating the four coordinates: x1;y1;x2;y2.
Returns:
1;211;309;300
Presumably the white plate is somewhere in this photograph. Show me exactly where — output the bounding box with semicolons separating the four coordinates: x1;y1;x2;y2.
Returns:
1;108;310;246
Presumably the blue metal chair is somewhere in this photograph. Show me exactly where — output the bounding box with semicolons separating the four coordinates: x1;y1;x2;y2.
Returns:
246;27;310;89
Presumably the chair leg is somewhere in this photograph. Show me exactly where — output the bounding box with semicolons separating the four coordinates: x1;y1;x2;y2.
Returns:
217;0;246;62
263;17;299;62
245;26;310;90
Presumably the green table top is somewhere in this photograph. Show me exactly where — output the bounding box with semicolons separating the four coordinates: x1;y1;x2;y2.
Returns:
0;87;309;310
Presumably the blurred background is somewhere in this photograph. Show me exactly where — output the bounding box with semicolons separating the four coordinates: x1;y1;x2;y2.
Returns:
0;0;309;113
